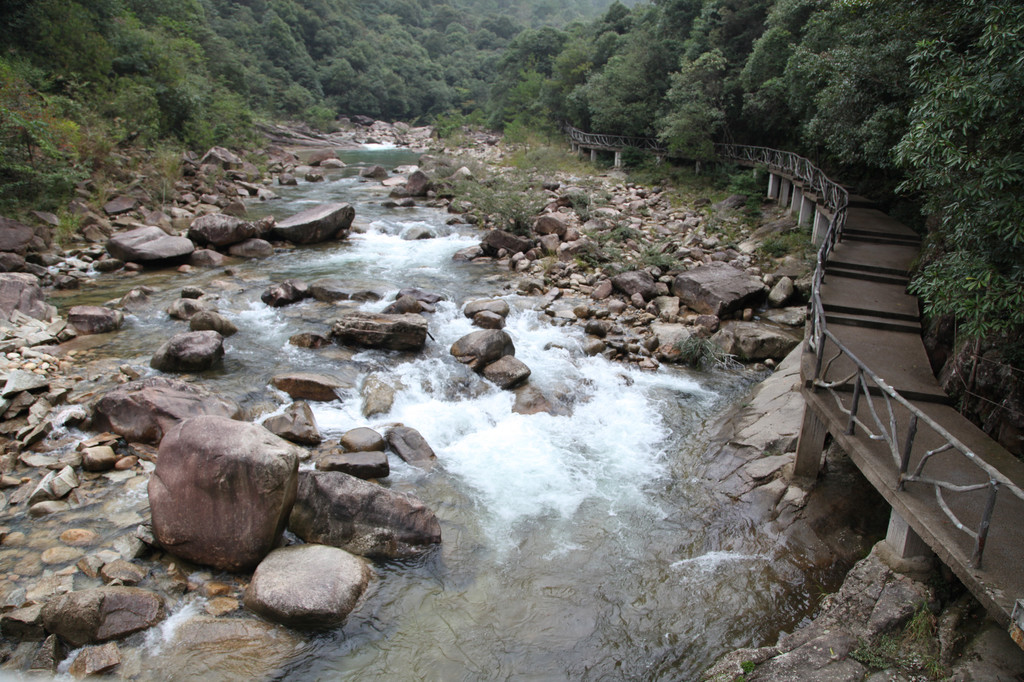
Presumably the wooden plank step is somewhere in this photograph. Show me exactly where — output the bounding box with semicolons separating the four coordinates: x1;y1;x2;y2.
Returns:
825;311;921;334
826;266;910;287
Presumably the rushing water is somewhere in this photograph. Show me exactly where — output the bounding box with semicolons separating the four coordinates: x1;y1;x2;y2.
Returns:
45;148;836;679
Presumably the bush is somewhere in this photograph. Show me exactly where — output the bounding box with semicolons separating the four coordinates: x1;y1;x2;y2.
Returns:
451;170;545;237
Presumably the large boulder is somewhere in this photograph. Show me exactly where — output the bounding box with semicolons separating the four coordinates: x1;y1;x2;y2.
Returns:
0;216;37;254
450;329;516;372
403;170;433;197
384;425;436;466
480;229;533;256
106;226;194;263
671;262;767;317
68;306;124;335
533;215;567;238
612;270;658;302
329;312;428;351
187;214;256;247
270;203;355;244
261;279;310;307
711;321;801;362
150;330;224;372
340;427;385;453
289;470;441;558
189;310;238;337
271;372;351;401
0;273;55;321
41;587;164;646
91;376;241;444
148;416;302;571
200;147;242;169
261;402;322;446
243;544;370;629
482;355;531;389
463;299;510;319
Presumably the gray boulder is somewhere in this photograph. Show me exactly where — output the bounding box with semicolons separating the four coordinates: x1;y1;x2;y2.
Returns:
289;470;441;558
261;279;310;307
271;203;355;244
480;229;533;256
106;226;194;263
148;416;302;571
612;270;658;302
41;587;164;647
450;329;516;372
261;402;321;446
200;147;242;169
711;321;801;362
271;372;351;401
463;299;510;319
91;376;241;445
671;262;767;317
0;273;55;321
68;306;123;335
482;355;531;389
329;312;428;351
244;544;370;629
384;425;436;466
228;238;274;259
150;331;224;372
189;310;238;337
533;215;567;238
187;214;256;247
340;427;385;453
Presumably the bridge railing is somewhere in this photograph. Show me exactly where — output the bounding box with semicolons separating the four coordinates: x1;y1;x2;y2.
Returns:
714;142;1024;570
565;125;667;153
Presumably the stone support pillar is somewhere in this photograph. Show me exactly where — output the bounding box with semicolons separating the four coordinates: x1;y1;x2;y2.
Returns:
768;173;781;200
799;194;815;228
790;185;804;217
793;404;829;479
614;150;622;168
778;178;792;208
885;508;932;559
813;208;831;246
590;149;597;163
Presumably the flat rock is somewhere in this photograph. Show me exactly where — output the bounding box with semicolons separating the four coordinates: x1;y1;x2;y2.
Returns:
712;321;801;362
330;312;428;351
671;262;767;317
384;425;436;466
68;305;123;335
316;451;389;479
482;355;531;389
106;226;194;263
271;203;355;244
0;273;54;321
272;372;350;401
187;214;256;247
41;587;164;646
340;427;385;453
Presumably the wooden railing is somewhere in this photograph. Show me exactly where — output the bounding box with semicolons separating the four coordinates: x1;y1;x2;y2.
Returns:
565;125;667;153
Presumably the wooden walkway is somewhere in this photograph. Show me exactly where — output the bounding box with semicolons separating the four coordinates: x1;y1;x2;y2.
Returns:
800;201;1024;630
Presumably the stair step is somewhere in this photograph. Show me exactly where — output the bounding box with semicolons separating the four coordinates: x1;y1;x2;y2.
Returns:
823;302;919;323
825;312;921;334
842;230;920;247
825;267;909;287
827;259;909;278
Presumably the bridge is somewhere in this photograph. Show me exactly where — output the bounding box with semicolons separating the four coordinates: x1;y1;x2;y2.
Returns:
566;127;1024;643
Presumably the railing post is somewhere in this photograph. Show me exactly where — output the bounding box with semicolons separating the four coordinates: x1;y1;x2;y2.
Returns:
897;414;918;491
971;481;999;568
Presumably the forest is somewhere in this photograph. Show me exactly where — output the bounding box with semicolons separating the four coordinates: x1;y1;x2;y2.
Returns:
1;0;1022;359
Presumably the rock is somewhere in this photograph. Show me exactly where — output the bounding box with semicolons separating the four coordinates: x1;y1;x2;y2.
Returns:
261;279;310;307
288;332;331;349
81;445;119;472
148;416;302;571
316;451;389;479
189;310;238;336
512;385;557;415
472;310;505;329
384;425;436;466
534;215;567;238
711;321;801;362
340;427;385;453
307;149;339;166
361;375;395;417
591;280;613;300
150;330;224;372
2;369;49;397
229;238;274;258
99;559;147;585
651;322;693;351
480;229;533;256
106;226;194;263
271;372;350;401
360;165;388;180
1;603;45;640
68;642;121;677
304;171;325;182
538;233;560;254
464;299;510;319
261;402;321;445
103;196;137;216
290;470;441;558
482;355;531;389
450;329;516;372
190;248;225;267
0;216;36;254
671;262;767;317
187;214;256;247
29;634;65;673
41;587;165;646
0;272;55;320
403;170;433;196
278;173;297;186
612;270;658;302
329;312;428;351
768;276;795;307
200;146;242;169
713;194;748;211
401;226;432;240
397;287;443;305
271;203;355;244
166;297;206;320
381;295;423;315
243;544;370;629
67;306;123;335
309;278;354;302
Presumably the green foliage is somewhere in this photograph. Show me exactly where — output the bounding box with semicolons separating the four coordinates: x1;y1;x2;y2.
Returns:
675;336;733;370
850;603;944;679
451;171;546;237
758;228;810;260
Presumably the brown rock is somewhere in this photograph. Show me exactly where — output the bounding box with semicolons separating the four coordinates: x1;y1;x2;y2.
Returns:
316;451;389;480
41;587;165;646
329;312;428;351
271;203;355;244
671;262;767;317
384;425;436;466
61;528;100;546
261;402;322;445
534;214;567;237
68;642;121;677
150;330;224;372
481;355;531;389
340;427;385;453
271;372;350;401
99;559;147;585
67;306;123;335
450;329;516;372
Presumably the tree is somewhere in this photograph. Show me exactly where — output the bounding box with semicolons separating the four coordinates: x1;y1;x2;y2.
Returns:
657;49;727;160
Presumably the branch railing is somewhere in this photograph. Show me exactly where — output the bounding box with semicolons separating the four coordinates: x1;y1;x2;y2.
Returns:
560;128;1024;569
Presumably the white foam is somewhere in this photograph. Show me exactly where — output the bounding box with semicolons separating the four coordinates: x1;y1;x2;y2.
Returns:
143;598;206;654
670;551;767;572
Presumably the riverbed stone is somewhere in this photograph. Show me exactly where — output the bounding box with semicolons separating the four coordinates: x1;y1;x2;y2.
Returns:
99;559;147;585
271;372;350;401
671;262;767;317
309;278;354;302
41;587;165;646
450;329;516;372
340;427;385;453
768;276;795;307
166;297;206;320
148;416;301;571
711;321;801;362
316;451;389;479
482;355;531;389
290;470;441;558
67;306;123;335
261;402;321;446
106;226;194;264
381;294;423;315
271;203;355;244
0;273;55;321
150;330;225;372
189;310;238;337
361;375;396;417
229;238;274;259
190;248;226;267
244;544;371;629
261;279;310;307
464;299;510;319
384;425;436;466
330;312;428;351
68;642;121;677
480;229;533;256
187;214;256;247
1;604;45;640
91;376;241;445
612;270;658;301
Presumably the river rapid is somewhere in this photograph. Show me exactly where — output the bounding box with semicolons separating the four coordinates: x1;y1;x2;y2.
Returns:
44;148;831;679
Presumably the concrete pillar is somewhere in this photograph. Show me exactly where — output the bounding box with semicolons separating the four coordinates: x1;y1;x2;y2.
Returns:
790;185;803;216
793;404;829;479
614;150;622;168
778;178;792;208
813;208;831;245
590;149;597;163
799;195;815;227
655;155;665;165
885;509;931;559
767;173;781;200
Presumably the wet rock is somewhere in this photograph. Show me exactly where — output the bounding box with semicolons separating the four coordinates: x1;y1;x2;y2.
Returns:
187;214;256;247
768;276;795;307
278;173;297;186
99;559;147;585
148;416;301;571
450;329;516;372
360;165;388;180
288;332;331;349
340;427;385;453
711;321;801;362
290;470;441;558
671;262;767;317
452;245;483;261
472;310;505;329
304;170;325;182
1;603;45;640
67;306;123;335
384;425;436;466
307;149;340;166
381;294;423;315
41;587;165;646
61;528;100;546
309;278;353;302
481;229;533;256
189;310;238;336
512;385;556;415
190;248;226;267
482;355;531;389
166;297;206;320
272;372;350;401
68;641;121;677
464;299;510;319
229;238;274;259
361;375;396;417
92;376;241;445
29;634;65;673
0;273;55;321
150;330;225;372
330;312;428;351
403;170;433;197
261;279;310;307
316;451;389;479
612;270;658;302
261;402;321;446
106;226;194;264
271;203;355;244
28;466;78;504
244;544;371;629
